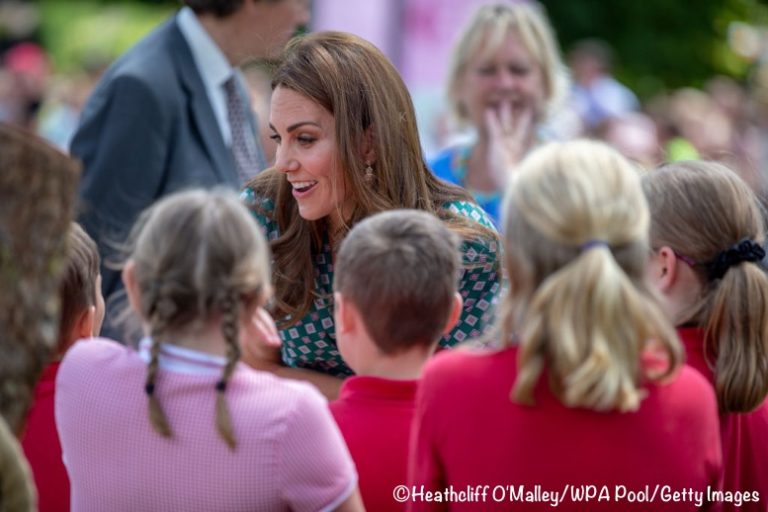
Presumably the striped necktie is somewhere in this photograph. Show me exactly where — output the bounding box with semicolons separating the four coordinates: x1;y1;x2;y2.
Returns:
223;75;266;184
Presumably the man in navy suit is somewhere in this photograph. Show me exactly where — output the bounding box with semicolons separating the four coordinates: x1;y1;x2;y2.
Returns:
71;0;309;337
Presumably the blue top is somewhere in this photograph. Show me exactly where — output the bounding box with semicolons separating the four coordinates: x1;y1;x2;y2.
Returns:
429;144;503;227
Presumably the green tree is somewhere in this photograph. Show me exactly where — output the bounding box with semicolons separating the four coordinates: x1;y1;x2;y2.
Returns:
540;0;768;99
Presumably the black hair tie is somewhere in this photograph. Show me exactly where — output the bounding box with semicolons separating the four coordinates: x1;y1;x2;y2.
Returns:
707;238;766;280
215;380;227;392
144;383;155;396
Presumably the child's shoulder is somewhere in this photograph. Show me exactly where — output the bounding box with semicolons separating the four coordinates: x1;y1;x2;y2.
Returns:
57;338;140;390
654;363;718;408
63;337;132;365
424;344;515;387
239;369;330;417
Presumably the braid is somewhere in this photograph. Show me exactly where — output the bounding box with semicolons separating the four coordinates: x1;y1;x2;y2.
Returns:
125;189;272;451
145;336;172;438
215;288;240;450
144;284;172;439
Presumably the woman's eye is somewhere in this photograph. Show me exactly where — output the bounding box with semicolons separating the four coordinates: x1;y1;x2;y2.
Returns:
269;134;281;144
477;66;496;76
297;136;316;145
509;65;529;76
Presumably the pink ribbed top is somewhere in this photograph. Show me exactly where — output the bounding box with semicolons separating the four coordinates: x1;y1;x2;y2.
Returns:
56;338;357;512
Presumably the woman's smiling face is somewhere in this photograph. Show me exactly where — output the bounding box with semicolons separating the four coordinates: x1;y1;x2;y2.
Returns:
269;86;351;230
460;30;546;131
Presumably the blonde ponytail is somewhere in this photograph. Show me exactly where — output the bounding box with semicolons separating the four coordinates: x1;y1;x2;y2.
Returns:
514;245;680;411
502;140;681;412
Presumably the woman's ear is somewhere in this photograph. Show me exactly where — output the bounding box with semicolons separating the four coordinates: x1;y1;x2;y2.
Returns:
122;260;142;315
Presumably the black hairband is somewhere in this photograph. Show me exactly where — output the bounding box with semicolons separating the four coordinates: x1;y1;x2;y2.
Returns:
707;238;765;280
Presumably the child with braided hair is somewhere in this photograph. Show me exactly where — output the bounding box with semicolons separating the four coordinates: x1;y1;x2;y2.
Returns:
55;189;362;512
643;161;768;511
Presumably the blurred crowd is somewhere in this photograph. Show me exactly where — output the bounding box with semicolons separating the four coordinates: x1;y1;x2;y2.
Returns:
3;21;768;202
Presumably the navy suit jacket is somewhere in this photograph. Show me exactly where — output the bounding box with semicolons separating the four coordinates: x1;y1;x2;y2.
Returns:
71;15;258;305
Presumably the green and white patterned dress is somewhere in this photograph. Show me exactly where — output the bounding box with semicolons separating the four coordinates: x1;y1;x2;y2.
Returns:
243;188;502;377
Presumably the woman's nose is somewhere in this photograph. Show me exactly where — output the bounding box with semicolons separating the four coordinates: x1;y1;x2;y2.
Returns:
495;69;517;90
274;145;297;173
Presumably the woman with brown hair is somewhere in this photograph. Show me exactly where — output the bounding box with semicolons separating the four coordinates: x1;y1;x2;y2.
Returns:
243;31;501;397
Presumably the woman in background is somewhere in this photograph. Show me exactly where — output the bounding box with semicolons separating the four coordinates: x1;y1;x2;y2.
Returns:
430;1;569;225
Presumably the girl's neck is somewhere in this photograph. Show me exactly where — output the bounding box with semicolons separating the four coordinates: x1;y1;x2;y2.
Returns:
154;324;229;358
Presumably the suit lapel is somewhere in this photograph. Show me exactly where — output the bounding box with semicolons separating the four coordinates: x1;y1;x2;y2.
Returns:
168;21;239;186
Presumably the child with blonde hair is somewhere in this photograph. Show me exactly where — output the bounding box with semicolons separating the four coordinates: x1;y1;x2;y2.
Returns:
55;189;362;512
409;140;722;511
643;161;768;511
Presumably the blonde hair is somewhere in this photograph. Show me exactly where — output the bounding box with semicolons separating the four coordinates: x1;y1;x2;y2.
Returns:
126;189;271;449
446;1;569;127
502;140;681;412
642;161;768;413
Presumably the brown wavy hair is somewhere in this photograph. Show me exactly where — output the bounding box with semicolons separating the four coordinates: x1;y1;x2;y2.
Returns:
247;31;498;327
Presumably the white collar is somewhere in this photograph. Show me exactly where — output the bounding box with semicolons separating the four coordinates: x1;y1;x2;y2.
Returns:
176;6;234;91
138;336;227;376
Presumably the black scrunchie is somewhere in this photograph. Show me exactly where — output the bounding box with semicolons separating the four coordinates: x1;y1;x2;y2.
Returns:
707;238;766;280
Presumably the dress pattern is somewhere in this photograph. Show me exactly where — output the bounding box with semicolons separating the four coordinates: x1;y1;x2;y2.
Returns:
243;188;501;377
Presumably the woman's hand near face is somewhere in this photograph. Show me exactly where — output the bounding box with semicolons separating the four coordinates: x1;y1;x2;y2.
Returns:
241;307;283;370
241;307;344;400
484;100;535;190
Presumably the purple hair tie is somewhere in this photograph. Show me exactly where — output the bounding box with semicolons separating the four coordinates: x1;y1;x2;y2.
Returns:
581;240;610;252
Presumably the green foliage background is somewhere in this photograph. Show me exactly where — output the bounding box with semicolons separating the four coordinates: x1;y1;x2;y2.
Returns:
38;0;175;72
28;0;768;99
540;0;768;99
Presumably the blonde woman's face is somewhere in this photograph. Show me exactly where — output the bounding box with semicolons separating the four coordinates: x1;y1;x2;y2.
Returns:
270;86;351;231
459;31;546;132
